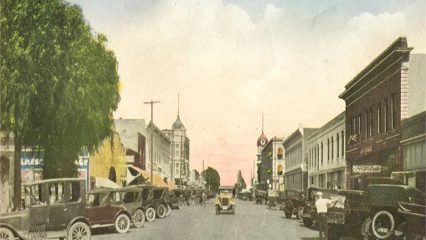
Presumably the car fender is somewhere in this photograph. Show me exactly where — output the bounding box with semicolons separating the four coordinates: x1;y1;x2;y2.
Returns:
67;216;90;232
0;223;24;239
114;209;132;220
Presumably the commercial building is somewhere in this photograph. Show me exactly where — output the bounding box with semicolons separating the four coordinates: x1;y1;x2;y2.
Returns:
283;126;318;191
146;121;172;180
307;112;346;189
258;137;285;191
114;119;147;169
339;37;421;189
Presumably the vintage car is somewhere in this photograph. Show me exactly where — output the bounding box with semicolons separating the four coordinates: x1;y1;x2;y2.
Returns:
85;189;132;234
397;201;426;239
215;186;236;214
254;189;267;205
169;189;188;209
282;189;306;218
136;185;170;222
267;190;280;209
368;184;425;240
0;178;91;240
115;186;146;228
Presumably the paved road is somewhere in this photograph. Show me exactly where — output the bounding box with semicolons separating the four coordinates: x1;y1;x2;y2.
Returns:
92;200;319;240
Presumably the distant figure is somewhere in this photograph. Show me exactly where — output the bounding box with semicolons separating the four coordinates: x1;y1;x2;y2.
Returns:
315;191;338;240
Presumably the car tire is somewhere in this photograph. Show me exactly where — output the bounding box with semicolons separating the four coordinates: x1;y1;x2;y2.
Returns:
303;218;313;227
145;207;156;222
156;204;167;219
67;221;91;240
0;227;15;240
115;213;131;234
372;210;395;239
132;209;145;228
285;210;293;218
178;201;185;210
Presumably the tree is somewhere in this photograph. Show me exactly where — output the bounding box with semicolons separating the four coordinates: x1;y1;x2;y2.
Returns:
201;167;220;192
0;0;120;207
235;170;246;193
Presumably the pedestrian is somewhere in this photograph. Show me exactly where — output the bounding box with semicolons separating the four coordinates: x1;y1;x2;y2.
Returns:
315;191;338;240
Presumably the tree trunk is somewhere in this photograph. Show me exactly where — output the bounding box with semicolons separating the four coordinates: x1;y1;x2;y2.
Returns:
13;130;21;211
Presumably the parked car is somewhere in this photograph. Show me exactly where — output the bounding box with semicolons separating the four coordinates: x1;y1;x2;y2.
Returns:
282;189;306;218
368;184;425;239
215;186;236;214
254;189;267;205
115;186;146;228
397;201;426;239
169;189;187;209
0;178;91;240
136;185;170;222
86;189;132;234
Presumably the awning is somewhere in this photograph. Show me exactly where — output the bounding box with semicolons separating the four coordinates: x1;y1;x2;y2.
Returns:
126;166;168;188
93;177;120;189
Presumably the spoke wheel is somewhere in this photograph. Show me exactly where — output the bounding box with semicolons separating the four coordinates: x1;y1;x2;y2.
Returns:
178;201;185;210
145;207;156;222
132;209;145;228
372;210;395;239
0;228;14;240
156;204;167;219
67;222;91;240
115;213;130;234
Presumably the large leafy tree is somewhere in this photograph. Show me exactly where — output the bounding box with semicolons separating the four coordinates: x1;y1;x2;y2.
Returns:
201;167;220;192
0;0;120;208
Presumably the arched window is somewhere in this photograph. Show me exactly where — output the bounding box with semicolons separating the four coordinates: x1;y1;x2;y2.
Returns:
277;148;283;159
277;164;283;175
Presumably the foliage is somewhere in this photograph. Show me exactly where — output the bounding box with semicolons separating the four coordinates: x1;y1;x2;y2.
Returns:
0;0;120;181
235;170;246;193
201;167;220;192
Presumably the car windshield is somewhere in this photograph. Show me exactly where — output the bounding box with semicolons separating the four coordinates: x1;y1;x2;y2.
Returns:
219;189;233;197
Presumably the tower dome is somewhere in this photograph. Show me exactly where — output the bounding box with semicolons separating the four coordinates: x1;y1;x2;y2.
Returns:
257;132;268;147
172;115;185;130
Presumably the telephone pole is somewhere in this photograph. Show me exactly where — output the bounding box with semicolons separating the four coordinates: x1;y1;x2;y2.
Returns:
144;100;160;185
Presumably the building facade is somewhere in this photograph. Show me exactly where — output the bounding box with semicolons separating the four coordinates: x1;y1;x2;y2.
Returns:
283;127;318;191
114;119;147;169
163;113;190;185
256;130;268;189
259;137;285;191
339;37;413;190
146;121;172;180
307;112;346;189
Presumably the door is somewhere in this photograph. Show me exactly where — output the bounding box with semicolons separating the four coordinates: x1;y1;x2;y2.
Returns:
47;182;68;231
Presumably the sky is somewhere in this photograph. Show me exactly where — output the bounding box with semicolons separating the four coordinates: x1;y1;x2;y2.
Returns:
68;0;425;186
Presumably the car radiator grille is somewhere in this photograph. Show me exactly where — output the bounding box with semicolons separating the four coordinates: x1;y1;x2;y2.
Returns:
221;198;229;206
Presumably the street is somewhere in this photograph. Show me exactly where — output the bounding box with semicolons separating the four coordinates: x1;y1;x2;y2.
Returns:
92;200;319;240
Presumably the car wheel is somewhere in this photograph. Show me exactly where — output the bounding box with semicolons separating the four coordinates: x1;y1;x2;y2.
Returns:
0;227;15;240
132;209;145;228
303;218;313;228
67;221;91;240
285;210;293;218
145;207;156;222
177;201;185;210
372;210;395;239
156;204;167;219
115;213;131;234
166;204;172;216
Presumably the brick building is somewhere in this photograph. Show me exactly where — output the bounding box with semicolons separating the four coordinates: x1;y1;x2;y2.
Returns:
339;37;413;190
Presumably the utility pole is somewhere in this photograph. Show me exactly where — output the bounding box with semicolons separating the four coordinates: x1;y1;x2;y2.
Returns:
144;100;160;185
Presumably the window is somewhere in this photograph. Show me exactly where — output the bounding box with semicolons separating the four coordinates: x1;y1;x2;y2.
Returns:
377;102;382;134
336;133;340;159
327;139;330;163
69;181;81;202
321;142;323;165
331;137;334;160
358;115;361;135
384;97;389;132
277;148;283;159
49;182;65;204
369;108;373;137
341;131;344;157
391;93;397;130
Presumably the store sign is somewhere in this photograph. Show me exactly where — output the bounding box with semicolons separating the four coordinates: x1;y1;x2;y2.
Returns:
353;165;382;173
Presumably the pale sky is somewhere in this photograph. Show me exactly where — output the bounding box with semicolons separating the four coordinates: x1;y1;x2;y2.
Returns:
68;0;425;186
